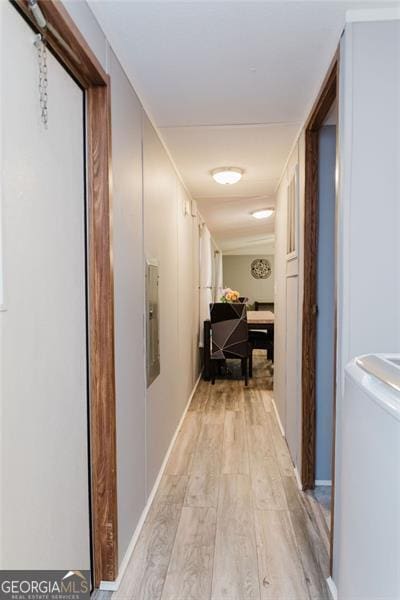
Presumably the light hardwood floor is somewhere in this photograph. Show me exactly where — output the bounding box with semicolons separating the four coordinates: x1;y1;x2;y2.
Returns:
113;354;330;600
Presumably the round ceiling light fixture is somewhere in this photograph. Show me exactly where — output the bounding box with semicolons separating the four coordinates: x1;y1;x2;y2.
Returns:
252;208;274;220
211;167;243;185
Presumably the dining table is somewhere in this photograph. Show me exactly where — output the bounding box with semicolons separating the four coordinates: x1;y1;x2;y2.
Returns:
202;309;275;380
246;310;275;327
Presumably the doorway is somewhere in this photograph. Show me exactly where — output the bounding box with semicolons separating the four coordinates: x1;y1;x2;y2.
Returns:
301;58;338;565
1;0;117;587
2;0;90;569
315;115;337;501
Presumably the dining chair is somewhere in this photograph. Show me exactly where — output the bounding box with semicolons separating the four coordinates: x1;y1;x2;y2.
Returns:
254;301;274;312
209;302;250;386
248;324;274;376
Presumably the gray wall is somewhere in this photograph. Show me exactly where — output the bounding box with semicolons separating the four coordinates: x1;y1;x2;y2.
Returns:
334;18;400;590
315;125;336;482
222;255;275;304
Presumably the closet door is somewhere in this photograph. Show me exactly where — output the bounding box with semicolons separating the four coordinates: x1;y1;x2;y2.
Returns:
285;274;300;469
1;1;90;569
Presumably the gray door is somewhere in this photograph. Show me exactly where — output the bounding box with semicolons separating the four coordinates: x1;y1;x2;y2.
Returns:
315;125;336;482
1;2;91;569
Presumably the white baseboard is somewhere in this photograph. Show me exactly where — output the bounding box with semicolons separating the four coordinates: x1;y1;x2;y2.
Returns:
270;399;332;493
270;395;285;438
99;372;202;592
270;396;303;491
327;576;338;600
293;466;303;491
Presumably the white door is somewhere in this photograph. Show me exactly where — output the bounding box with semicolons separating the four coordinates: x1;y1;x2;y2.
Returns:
285;274;300;468
0;2;91;570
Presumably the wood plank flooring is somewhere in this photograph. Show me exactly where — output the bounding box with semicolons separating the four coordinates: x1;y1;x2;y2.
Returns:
113;354;330;600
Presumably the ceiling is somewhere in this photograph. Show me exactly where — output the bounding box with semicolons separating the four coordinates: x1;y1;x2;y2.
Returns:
197;195;276;255
89;0;397;251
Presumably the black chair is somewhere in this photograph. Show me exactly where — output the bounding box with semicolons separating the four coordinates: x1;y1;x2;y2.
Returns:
254;301;274;312
248;324;274;377
209;302;250;386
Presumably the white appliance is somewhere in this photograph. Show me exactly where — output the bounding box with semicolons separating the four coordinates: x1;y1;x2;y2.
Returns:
335;354;400;599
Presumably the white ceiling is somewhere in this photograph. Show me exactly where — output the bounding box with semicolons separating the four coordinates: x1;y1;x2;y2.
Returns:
196;195;276;254
90;0;398;251
161;122;299;199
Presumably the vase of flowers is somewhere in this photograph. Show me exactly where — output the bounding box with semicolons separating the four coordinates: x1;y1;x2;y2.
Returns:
220;288;240;303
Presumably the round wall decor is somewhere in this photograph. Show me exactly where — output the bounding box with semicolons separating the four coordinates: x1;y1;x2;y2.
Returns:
251;258;271;280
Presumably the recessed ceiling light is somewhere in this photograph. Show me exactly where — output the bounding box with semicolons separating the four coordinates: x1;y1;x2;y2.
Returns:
252;209;274;220
211;167;243;185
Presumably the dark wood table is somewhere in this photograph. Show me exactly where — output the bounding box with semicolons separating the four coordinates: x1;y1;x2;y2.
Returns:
203;311;274;380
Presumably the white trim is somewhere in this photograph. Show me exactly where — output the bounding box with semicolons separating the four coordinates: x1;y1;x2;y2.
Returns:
286;164;299;261
315;480;332;486
99;372;202;592
293;466;303;491
327;577;338;600
270;395;285;437
346;8;400;23
271;397;303;491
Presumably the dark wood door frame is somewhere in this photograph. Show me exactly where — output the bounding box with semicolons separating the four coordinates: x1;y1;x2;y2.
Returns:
13;0;118;587
301;58;338;491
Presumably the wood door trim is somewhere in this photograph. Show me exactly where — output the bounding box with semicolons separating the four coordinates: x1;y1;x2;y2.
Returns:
14;0;107;87
301;58;338;490
87;83;118;586
13;0;118;586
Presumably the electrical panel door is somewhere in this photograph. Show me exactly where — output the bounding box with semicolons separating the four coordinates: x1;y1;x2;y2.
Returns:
146;260;160;387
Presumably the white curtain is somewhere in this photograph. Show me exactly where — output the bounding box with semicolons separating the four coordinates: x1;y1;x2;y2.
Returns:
214;251;224;302
199;225;213;347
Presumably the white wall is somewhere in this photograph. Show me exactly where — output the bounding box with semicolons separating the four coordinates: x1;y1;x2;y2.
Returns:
143;116;201;492
109;50;146;565
60;2;203;578
222;254;275;304
333;17;400;591
336;18;400;389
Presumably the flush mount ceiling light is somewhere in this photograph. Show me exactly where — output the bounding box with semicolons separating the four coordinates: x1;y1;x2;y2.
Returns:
211;167;243;185
252;208;274;220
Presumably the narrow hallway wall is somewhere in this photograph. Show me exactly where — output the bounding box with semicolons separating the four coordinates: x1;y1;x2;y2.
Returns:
143;116;201;493
62;2;203;576
109;50;146;565
222;255;275;304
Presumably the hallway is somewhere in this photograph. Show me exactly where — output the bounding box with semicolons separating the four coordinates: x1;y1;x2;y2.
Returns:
115;355;330;600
